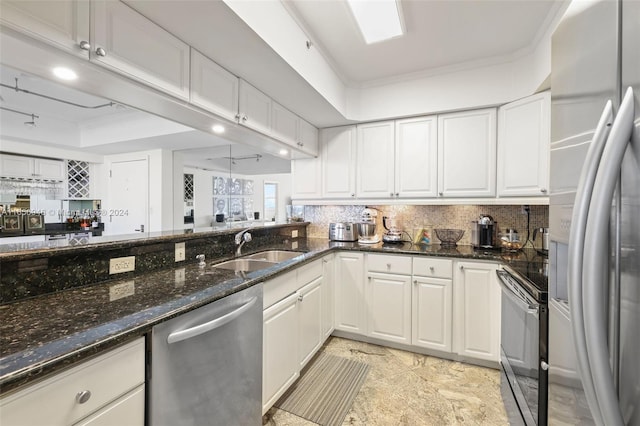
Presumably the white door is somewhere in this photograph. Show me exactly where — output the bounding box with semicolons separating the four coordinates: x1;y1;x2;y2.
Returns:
190;49;239;122
322;126;357;199
395;116;438;198
438;109;497;197
238;80;272;135
108;159;148;235
334;252;365;333
297;277;323;369
271;101;298;148
356;121;395;198
321;255;335;338
412;276;453;352
297;119;319;157
291;156;321;199
366;272;412;344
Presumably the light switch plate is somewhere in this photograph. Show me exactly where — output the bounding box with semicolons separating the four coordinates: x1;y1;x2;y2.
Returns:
109;256;135;274
175;242;186;262
175;268;185;287
291;230;298;238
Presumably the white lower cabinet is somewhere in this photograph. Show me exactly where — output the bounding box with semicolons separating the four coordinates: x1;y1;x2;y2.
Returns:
334;252;365;333
453;261;501;362
262;292;299;414
0;338;145;426
412;277;453;353
366;272;412;344
321;254;335;338
262;259;326;414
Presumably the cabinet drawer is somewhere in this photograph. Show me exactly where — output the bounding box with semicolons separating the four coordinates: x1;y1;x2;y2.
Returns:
296;259;322;286
263;270;297;309
367;254;412;275
0;338;145;426
413;257;453;279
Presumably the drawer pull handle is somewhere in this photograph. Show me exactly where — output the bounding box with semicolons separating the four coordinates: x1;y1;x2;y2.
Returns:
76;390;92;404
386;263;391;269
298;294;304;302
459;265;464;270
430;266;435;272
413;280;418;284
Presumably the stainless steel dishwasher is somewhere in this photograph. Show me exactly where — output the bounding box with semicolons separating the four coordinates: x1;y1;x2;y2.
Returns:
150;284;263;426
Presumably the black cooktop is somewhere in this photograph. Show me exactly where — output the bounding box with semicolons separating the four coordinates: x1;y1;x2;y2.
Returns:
504;260;548;302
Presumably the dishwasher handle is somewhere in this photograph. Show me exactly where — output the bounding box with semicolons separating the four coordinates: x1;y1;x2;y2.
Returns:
167;297;258;344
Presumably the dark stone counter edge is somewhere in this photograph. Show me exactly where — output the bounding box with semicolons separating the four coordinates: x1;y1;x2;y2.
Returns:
0;241;540;395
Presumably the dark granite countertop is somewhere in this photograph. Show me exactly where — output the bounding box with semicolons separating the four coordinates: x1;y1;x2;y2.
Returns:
0;238;546;394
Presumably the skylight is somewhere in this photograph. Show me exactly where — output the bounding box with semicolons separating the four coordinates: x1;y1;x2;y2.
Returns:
346;0;404;44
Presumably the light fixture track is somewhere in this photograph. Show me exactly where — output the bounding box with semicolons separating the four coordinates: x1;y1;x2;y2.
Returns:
0;106;39;119
0;78;115;110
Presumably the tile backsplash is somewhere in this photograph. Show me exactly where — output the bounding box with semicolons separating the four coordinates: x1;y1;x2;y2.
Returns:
304;204;548;248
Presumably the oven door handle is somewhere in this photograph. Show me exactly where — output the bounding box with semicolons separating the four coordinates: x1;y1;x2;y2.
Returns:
496;271;539;317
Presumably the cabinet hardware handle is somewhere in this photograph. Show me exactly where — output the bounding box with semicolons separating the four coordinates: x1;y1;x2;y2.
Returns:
439;192;443;196
95;47;106;57
298;294;304;302
242;115;248;121
540;188;548;193
351;193;355;197
235;113;241;120
541;360;549;371
459;265;464;270
430;266;435;272
368;276;372;281
390;192;394;197
413;280;418;284
323;259;328;264
76;390;92;404
387;263;391;269
395;193;399;197
79;40;91;51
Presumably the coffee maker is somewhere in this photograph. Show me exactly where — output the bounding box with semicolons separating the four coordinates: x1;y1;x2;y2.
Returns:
471;215;498;249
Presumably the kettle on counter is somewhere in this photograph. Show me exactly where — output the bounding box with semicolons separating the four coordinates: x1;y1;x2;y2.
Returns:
533;227;550;251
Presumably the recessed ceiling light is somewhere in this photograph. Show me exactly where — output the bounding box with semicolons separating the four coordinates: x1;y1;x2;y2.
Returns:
279;149;289;156
346;0;404;44
212;124;225;134
52;67;78;81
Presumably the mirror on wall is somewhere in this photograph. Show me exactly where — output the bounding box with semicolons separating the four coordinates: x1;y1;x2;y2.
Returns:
0;64;293;245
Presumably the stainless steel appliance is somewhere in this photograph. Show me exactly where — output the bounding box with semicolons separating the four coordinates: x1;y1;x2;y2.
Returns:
548;1;639;424
150;284;263;426
329;222;358;242
497;263;548;426
382;216;403;243
471;214;498;249
533;227;549;253
357;208;379;244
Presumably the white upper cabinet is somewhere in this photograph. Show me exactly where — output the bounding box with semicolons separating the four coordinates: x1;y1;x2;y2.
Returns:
271;101;298;147
238;79;272;136
497;91;550;197
291;154;322;199
0;154;65;181
356;121;395;198
91;0;190;100
298;118;319;157
190;49;239;122
395;116;438;198
438;108;497;197
322;126;357;199
0;0;90;58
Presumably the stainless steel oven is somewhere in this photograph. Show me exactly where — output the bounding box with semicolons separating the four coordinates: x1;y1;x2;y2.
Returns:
497;264;548;426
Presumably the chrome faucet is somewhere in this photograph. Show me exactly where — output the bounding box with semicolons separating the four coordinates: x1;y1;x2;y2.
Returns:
235;228;252;256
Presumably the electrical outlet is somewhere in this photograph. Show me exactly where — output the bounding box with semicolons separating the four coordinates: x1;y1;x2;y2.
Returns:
291;230;298;238
292;241;298;250
109;281;135;301
109;256;135;274
175;242;186;262
175;268;185;287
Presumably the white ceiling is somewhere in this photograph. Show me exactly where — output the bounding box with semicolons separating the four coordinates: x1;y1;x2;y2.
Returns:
284;0;562;86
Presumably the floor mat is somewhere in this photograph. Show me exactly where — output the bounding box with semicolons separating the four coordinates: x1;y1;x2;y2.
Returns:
275;353;370;426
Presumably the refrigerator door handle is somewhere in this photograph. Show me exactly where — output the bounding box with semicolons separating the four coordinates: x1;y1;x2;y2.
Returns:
583;87;635;426
567;99;613;426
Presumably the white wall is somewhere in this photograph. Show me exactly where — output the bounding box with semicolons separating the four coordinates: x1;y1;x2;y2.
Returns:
249;172;292;223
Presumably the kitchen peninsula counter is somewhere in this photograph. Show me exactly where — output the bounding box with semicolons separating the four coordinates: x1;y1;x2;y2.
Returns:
0;237;546;394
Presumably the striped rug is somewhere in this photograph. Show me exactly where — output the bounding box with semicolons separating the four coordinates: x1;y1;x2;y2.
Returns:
275;353;370;426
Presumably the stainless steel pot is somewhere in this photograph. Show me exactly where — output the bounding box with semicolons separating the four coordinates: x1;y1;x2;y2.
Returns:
533;227;550;251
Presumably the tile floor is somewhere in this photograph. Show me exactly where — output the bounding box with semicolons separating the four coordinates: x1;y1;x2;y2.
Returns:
263;337;508;426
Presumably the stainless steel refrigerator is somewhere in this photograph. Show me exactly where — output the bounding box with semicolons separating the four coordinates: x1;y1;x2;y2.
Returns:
548;0;639;425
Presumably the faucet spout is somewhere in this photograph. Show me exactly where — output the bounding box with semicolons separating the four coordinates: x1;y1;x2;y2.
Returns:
235;228;253;256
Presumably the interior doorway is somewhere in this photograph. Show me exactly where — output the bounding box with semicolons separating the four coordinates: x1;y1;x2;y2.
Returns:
264;182;277;222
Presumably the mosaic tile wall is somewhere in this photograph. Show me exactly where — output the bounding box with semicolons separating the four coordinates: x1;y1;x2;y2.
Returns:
304;204;549;249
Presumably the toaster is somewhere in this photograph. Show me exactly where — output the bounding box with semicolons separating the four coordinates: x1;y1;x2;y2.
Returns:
329;222;358;242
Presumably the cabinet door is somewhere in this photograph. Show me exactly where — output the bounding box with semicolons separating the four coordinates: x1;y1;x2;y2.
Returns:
298;118;319;157
395;116;438;198
238;79;272;136
34;158;66;181
412;276;452;352
0;0;90;58
262;293;299;413
298;276;323;369
453;261;501;362
321;255;335;338
334;251;365;333
497;92;550;197
366;272;412;344
91;0;190;100
438;109;497;197
0;154;34;178
271;102;298;148
292;156;322;199
322;126;357;199
72;385;144;426
356;121;395;198
190;49;239;122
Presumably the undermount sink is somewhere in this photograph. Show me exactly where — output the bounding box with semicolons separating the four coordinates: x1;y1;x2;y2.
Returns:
211;251;304;273
211;258;277;273
242;250;303;262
